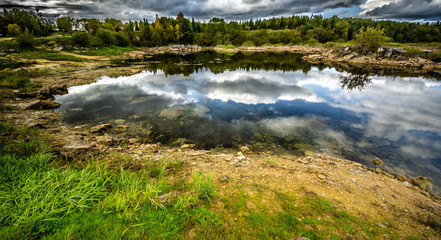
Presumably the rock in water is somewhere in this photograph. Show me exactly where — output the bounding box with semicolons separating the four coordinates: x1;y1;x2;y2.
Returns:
25;100;60;110
90;123;112;133
410;176;433;192
115;125;129;133
60;142;92;159
372;157;383;165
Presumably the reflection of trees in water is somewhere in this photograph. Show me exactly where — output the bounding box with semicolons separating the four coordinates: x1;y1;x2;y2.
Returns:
144;51;327;76
339;73;371;91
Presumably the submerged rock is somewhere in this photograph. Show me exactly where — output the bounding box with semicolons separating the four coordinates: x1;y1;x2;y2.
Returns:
372;157;383;165
410;176;433;192
114;119;127;125
159;109;183;120
89;123;112;133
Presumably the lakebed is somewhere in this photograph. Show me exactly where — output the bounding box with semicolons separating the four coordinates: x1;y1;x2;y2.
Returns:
1;45;441;238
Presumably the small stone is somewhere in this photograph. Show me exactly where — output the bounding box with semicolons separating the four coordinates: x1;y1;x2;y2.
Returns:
317;173;327;180
180;144;195;150
89;123;112;133
239;146;252;154
219;175;230;183
373;157;383;165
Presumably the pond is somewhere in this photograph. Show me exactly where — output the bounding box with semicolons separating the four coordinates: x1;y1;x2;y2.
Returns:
55;51;441;194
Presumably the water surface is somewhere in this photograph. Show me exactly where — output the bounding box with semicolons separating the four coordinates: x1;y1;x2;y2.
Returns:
55;51;441;194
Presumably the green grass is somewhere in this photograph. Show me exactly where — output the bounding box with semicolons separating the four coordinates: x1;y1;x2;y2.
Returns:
0;121;219;239
76;46;136;56
20;50;86;62
0;69;50;90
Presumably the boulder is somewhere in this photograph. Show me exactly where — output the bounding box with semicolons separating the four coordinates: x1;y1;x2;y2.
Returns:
49;84;68;95
410;176;433;192
60;142;92;159
25;100;61;110
89;123;112;133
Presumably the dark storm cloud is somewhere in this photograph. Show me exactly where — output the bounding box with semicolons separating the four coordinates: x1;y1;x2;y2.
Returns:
361;0;441;20
2;0;439;21
0;0;364;20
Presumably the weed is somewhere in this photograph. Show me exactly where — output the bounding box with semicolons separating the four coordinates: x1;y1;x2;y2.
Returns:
192;172;217;202
148;159;168;178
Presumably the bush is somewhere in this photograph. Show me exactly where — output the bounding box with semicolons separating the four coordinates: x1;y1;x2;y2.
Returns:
353;27;388;52
16;31;35;49
96;29;116;46
114;32;130;47
71;32;91;47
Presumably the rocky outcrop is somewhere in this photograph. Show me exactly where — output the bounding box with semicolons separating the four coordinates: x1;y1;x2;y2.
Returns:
304;46;441;79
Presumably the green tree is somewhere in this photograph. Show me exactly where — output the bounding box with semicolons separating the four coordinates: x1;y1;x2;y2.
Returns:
353;27;388;52
86;18;100;34
96;29;116;46
57;17;72;34
7;23;21;36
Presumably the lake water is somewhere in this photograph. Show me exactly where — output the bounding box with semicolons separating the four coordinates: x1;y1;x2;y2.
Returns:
55;51;441;194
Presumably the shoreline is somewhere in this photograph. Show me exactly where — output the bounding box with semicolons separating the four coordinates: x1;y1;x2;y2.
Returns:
1;45;441;237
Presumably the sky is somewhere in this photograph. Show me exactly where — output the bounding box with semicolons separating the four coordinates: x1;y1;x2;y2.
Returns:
1;0;440;21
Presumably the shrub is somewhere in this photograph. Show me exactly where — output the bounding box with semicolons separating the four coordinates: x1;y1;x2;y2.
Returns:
114;32;130;47
96;29;116;46
353;27;388;52
15;31;35;49
71;32;91;47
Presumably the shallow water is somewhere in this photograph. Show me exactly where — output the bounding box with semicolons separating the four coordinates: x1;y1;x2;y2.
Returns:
55;51;441;194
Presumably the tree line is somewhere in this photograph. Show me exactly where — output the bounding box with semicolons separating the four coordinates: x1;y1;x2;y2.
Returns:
1;8;441;49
